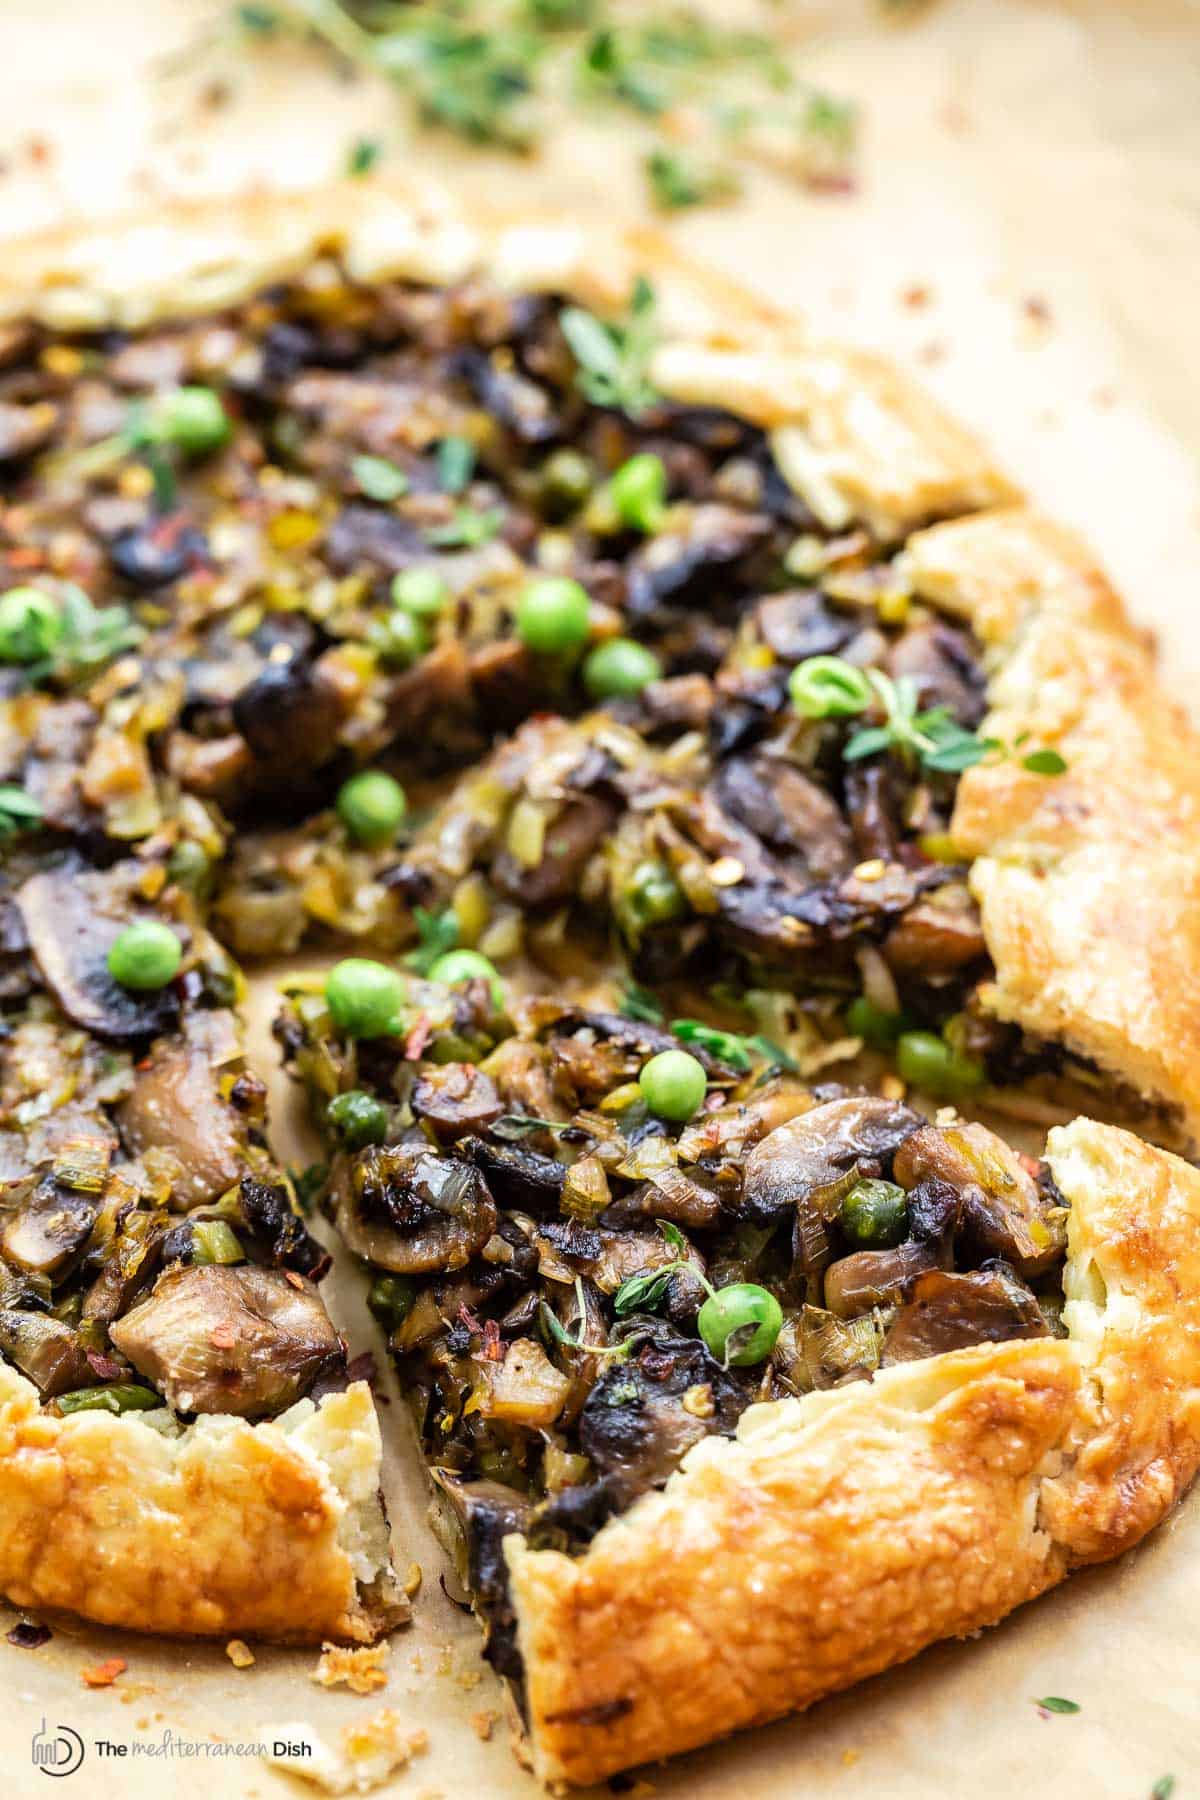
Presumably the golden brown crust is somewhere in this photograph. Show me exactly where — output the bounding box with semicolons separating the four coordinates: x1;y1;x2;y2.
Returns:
0;178;1014;541
507;1121;1200;1785
904;509;1200;1137
0;1373;404;1643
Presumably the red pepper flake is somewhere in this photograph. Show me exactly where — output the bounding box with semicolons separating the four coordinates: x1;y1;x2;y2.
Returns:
6;547;46;570
284;1270;306;1291
209;1322;237;1351
345;1350;379;1386
457;1303;483;1336
86;1350;123;1381
404;1013;434;1061
900;284;932;310
81;1657;126;1689
482;1318;504;1363
1022;295;1054;327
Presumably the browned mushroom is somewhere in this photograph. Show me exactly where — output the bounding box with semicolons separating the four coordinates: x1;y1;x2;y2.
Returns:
0;1311;93;1397
1;1179;96;1281
882;884;986;978
15;861;180;1043
823;1241;943;1319
880;1267;1049;1365
109;1264;341;1417
712;754;855;884
579;1323;746;1495
412;1063;504;1144
491;792;616;908
740;1095;924;1235
893;1122;1067;1277
335;1144;497;1274
116;1013;247;1208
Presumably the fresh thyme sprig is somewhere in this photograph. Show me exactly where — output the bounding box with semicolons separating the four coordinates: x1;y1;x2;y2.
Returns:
560;276;660;416
210;1;857;207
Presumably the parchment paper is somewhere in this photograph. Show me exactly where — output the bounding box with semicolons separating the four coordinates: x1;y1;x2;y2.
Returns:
1;2;1198;1795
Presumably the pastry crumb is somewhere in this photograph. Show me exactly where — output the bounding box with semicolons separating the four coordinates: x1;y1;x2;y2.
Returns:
312;1642;389;1695
469;1709;498;1742
81;1656;127;1688
403;1562;423;1598
226;1639;256;1669
842;1748;860;1767
455;1666;482;1691
262;1713;427;1794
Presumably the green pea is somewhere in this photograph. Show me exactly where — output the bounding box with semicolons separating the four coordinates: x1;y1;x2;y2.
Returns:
845;995;905;1049
515;576;591;654
427;948;504;1009
324;958;405;1039
370;609;428;668
610;452;667;532
697;1283;783;1367
391;566;448;619
57;1384;161;1416
367;1273;415;1333
583;637;663;700
152;386;231;456
0;586;62;664
327;1089;389;1149
789;655;872;720
626;859;686;927
840;1178;909;1249
896;1029;985;1100
538;447;594;519
190;1220;245;1265
336;770;408;848
167;838;213;896
638;1048;707;1123
106;920;183;991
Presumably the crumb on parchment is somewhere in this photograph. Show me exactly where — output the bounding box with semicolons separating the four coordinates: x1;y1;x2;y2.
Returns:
469;1709;498;1742
262;1712;427;1794
81;1656;127;1688
226;1639;255;1669
312;1642;389;1695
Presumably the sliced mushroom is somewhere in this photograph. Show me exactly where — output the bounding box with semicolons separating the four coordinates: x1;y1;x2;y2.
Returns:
231;655;345;779
822;1241;943;1320
1;1179;96;1281
579;1323;745;1497
880;1267;1048;1366
0;1311;93;1397
464;1138;566;1213
15;861;180;1043
741;1096;924;1228
712;755;855;884
428;1471;532;1675
491;792;616;908
883;884;986;978
893;1123;1067;1278
117;1014;246;1208
336;1145;497;1275
109;1264;341;1417
412;1063;504;1144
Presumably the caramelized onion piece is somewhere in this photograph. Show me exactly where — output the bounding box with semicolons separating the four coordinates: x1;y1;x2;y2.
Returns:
880;1267;1049;1366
